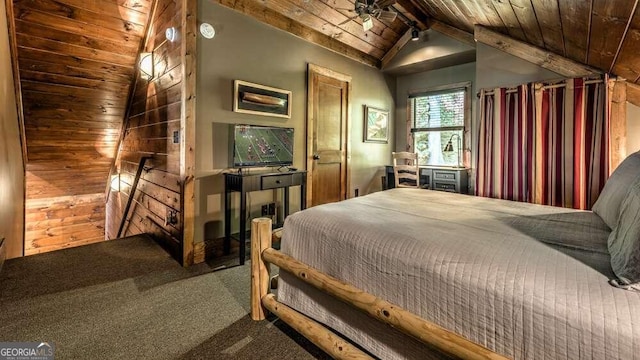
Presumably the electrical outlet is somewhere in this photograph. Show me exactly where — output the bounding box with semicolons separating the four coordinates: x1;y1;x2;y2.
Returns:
261;203;276;217
165;209;178;226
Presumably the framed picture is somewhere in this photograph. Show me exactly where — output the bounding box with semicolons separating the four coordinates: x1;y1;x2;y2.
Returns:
364;106;389;143
233;80;292;118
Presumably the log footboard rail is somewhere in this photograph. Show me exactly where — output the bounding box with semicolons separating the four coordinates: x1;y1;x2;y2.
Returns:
250;218;508;360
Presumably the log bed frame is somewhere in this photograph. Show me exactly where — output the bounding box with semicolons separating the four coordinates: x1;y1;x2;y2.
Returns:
249;218;508;360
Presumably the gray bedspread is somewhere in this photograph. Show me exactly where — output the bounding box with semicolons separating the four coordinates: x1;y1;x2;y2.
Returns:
278;189;640;360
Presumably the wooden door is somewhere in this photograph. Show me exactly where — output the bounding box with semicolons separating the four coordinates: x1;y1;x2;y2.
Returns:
307;64;351;207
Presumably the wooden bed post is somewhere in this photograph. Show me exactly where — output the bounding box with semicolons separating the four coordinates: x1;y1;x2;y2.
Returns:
251;218;272;320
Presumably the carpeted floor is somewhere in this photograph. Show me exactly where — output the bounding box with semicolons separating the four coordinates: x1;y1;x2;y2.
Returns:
0;235;331;359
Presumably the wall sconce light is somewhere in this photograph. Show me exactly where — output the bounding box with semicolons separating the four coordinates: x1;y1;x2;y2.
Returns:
443;133;462;168
110;173;120;192
165;27;177;42
139;52;154;80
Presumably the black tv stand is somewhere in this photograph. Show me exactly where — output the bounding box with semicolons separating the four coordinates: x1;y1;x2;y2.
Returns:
224;170;307;265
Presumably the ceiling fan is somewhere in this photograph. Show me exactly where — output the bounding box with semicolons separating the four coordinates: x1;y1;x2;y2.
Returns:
337;0;398;31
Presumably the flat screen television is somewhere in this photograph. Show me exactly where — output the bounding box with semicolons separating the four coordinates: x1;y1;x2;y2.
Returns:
233;124;294;168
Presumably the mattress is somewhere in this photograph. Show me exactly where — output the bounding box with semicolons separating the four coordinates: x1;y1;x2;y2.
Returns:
278;188;640;360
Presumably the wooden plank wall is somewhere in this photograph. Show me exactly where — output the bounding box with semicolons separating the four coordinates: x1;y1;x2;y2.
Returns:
12;0;153;255
106;0;188;263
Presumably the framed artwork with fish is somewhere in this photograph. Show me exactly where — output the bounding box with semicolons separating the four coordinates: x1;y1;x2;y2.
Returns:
233;80;292;118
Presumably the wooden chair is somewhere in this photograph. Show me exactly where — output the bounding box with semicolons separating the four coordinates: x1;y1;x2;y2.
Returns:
392;152;419;188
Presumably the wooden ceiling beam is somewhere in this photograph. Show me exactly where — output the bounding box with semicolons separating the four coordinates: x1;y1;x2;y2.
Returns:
628;82;640;108
213;0;380;68
381;29;412;69
393;0;429;29
474;25;601;78
407;0;447;27
381;19;475;71
431;20;475;47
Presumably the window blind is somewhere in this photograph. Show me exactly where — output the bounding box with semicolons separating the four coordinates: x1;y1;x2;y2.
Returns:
412;89;465;129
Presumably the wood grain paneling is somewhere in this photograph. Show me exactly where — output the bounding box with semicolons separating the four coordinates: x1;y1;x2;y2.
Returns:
11;0;152;255
587;0;636;70
612;10;640;82
106;0;191;264
531;0;565;56
222;0;640;86
24;193;105;255
213;0;382;68
558;0;591;62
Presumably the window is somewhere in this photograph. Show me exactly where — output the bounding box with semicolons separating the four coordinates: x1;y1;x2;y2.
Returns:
409;85;468;167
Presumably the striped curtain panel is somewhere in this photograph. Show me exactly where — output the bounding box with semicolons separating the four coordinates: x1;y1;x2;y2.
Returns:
476;85;535;201
476;79;608;210
535;78;608;209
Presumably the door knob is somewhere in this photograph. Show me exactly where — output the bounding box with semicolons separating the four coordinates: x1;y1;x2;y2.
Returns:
312;154;320;160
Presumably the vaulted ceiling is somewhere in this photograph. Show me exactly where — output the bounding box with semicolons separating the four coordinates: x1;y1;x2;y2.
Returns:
215;0;640;84
6;0;153;254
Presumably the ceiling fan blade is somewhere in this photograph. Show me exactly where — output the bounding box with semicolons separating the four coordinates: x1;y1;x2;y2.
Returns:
354;0;367;8
375;0;396;9
377;9;397;22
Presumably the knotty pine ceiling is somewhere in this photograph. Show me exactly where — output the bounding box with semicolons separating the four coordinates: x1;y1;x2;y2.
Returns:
217;0;640;83
10;0;152;198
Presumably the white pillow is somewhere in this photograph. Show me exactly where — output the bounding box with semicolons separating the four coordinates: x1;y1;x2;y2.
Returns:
592;151;640;229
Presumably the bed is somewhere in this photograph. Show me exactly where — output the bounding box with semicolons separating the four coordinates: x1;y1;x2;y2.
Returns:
250;153;640;360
